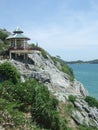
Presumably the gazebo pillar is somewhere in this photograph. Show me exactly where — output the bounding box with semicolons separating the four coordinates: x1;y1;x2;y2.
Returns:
23;40;25;49
9;51;11;59
15;39;17;49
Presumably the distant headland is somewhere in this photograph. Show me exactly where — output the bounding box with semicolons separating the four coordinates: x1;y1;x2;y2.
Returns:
65;59;98;64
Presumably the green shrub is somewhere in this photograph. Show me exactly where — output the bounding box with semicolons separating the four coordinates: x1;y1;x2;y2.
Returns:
0;79;37;112
85;96;98;108
51;56;58;65
59;118;72;130
40;48;48;59
31;83;60;130
57;58;74;81
13;79;38;112
0;30;8;41
0;78;70;129
0;80;15;101
69;95;76;103
61;64;74;81
0;62;20;84
78;125;98;130
0;30;10;54
0;98;26;129
0;79;60;128
51;56;74;81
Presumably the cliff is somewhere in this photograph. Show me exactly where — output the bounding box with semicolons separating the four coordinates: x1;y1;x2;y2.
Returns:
10;51;87;100
0;50;98;130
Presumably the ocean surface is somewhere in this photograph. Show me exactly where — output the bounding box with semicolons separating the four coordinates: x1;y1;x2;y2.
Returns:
69;63;98;99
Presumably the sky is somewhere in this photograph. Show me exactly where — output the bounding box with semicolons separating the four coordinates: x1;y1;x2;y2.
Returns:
0;0;98;61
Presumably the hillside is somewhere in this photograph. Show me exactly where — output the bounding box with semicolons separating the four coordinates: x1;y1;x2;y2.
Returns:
66;59;98;64
0;28;98;130
0;50;98;130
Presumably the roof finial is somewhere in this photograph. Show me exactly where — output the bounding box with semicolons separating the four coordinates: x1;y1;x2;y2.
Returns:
13;27;23;33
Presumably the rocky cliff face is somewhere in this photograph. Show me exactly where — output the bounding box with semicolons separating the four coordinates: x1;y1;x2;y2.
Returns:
0;50;98;128
9;51;88;101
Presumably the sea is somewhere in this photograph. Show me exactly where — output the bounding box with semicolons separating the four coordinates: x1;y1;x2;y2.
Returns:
68;63;98;99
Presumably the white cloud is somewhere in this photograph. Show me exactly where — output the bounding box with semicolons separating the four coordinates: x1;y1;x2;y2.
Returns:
22;0;98;60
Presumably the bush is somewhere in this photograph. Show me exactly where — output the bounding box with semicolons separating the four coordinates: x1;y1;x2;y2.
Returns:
0;79;60;128
0;30;8;41
51;56;74;81
61;64;74;81
0;98;26;129
31;83;60;130
0;79;37;112
69;95;76;103
85;96;98;108
40;48;48;59
78;125;98;130
0;78;70;129
13;80;37;112
0;30;10;54
0;62;20;84
0;80;15;101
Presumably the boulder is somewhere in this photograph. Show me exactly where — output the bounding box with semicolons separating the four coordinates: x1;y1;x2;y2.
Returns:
72;110;84;125
31;70;51;83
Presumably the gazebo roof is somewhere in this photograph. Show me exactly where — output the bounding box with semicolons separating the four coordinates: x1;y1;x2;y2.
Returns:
6;27;30;40
13;27;23;33
6;33;30;40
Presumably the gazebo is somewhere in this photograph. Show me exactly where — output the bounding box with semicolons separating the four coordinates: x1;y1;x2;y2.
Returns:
6;27;33;59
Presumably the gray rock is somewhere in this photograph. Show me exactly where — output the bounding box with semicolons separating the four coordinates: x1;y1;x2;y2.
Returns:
1;51;98;128
74;101;83;110
72;110;84;125
31;71;51;83
73;80;88;97
0;126;4;130
82;105;90;113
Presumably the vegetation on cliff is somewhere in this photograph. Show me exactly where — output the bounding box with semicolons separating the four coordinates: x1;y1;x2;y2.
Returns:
85;96;98;108
0;62;20;84
0;29;10;55
0;61;97;130
28;43;74;82
0;62;73;130
51;56;74;81
0;28;98;130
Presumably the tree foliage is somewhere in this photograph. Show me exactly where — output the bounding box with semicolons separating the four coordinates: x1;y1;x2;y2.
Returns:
0;30;8;41
0;62;20;84
0;30;10;55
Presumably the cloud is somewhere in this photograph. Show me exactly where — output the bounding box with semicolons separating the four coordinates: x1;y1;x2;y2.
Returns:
21;0;98;52
25;15;98;50
6;0;97;60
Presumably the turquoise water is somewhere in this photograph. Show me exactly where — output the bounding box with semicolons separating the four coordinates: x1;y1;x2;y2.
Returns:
69;64;98;99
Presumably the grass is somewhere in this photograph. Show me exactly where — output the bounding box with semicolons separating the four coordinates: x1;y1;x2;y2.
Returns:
85;96;98;108
51;56;74;81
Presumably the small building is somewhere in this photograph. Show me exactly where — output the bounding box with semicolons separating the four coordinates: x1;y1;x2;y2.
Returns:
6;27;34;59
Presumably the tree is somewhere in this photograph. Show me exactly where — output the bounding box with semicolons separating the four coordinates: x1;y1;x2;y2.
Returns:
0;62;20;84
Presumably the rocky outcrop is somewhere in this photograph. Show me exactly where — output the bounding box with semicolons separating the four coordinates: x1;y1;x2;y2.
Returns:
0;51;88;102
1;51;98;128
72;98;98;127
8;51;88;101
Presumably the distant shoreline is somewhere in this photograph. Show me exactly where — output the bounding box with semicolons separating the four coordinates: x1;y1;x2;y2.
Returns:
66;59;98;64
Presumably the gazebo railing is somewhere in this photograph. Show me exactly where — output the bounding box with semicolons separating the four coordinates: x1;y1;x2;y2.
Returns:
9;47;41;51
